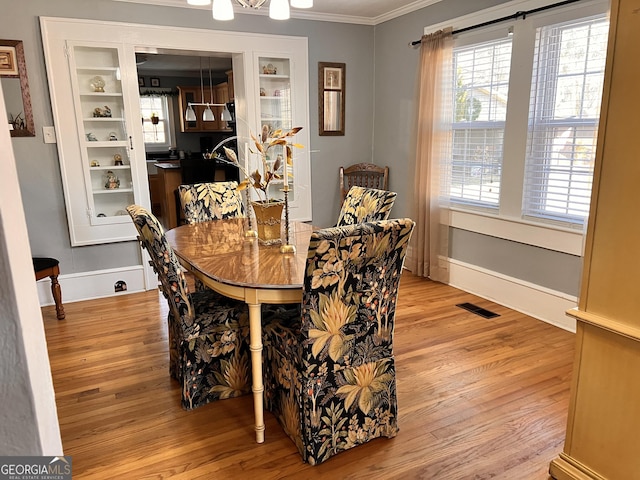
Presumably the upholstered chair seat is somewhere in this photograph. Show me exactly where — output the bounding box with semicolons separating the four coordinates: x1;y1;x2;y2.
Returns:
261;218;415;465
127;204;251;410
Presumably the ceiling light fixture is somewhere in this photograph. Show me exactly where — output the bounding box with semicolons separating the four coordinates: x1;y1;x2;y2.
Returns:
202;58;215;122
184;57;228;123
208;0;312;21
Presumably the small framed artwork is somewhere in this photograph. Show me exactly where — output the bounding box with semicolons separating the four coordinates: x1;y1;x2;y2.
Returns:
150;77;160;87
0;44;18;76
138;76;145;87
323;66;342;90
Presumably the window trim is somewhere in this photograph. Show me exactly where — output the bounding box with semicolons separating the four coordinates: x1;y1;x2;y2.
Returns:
424;0;608;254
140;94;175;152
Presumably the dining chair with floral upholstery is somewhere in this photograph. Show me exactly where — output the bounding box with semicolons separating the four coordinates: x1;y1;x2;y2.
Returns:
336;186;397;226
178;181;245;225
178;181;245;291
126;204;251;410
261;217;415;465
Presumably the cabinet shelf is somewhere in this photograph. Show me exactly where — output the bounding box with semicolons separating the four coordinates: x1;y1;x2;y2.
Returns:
90;165;130;171
259;74;289;80
85;141;128;147
80;92;123;98
93;188;133;195
84;117;125;122
77;66;119;73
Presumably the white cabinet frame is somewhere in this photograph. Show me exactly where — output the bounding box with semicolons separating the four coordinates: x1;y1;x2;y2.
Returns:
40;17;312;249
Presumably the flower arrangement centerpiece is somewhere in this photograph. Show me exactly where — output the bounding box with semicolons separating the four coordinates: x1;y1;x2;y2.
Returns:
222;125;303;245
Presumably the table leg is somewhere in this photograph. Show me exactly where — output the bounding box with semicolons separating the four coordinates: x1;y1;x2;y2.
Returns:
248;302;265;443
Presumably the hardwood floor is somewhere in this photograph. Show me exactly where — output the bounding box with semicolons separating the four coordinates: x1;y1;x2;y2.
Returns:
43;272;574;479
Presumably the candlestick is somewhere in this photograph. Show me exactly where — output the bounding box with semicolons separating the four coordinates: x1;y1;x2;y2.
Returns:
280;187;296;254
244;142;257;237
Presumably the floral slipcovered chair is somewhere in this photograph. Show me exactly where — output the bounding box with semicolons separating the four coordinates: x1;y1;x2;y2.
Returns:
178;181;246;291
178;181;245;225
126;205;251;410
261;218;415;465
336;186;398;226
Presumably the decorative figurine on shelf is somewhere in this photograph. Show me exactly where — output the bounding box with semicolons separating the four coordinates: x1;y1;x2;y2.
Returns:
92;106;112;118
108;132;118;141
104;170;120;190
113;154;123;166
90;76;105;92
260;87;266;96
86;132;98;142
90;160;100;167
262;64;277;75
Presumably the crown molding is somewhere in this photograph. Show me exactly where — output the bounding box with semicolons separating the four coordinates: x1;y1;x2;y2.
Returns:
111;0;443;25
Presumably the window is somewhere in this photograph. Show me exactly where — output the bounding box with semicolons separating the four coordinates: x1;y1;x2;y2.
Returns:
451;38;512;208
523;16;609;224
140;95;173;149
444;2;609;233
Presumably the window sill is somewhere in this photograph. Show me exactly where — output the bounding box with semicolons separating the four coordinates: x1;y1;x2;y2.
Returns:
448;208;585;256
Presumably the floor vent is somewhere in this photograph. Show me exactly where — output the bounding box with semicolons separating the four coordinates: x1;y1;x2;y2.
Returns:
456;302;500;319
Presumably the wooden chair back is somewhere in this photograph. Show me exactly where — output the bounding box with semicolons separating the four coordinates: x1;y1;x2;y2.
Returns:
339;162;389;202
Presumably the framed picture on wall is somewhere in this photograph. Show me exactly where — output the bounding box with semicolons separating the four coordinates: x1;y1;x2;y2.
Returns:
150;77;160;87
0;45;18;76
138;76;145;87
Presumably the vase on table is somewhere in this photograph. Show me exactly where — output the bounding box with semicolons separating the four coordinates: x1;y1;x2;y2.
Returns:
251;200;284;245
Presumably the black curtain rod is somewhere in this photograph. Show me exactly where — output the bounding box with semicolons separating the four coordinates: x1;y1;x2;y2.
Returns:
409;0;581;46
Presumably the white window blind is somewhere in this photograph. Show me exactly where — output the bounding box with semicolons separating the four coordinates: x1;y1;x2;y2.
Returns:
450;37;512;208
523;15;609;226
140;95;172;148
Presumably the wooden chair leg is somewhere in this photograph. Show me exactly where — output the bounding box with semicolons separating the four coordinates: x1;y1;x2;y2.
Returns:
50;274;65;320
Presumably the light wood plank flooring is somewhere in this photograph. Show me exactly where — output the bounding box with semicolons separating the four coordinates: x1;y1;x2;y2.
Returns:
43;272;573;479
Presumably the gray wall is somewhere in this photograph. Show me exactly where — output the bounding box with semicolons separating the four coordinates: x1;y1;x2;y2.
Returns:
372;0;583;296
1;0;374;276
3;0;583;295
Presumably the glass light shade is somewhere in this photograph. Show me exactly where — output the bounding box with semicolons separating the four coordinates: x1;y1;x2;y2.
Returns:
212;0;234;20
203;105;215;122
269;0;290;20
290;0;312;8
221;105;232;121
185;104;197;122
188;0;211;5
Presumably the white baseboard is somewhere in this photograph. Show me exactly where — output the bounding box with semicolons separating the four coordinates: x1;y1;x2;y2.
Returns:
446;258;577;333
36;265;148;306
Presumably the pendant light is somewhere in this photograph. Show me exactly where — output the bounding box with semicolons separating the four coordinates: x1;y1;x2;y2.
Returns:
212;0;234;21
203;58;215;122
269;0;290;20
185;104;196;122
221;104;233;122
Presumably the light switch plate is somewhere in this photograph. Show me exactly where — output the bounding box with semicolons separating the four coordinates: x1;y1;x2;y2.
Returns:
43;126;57;143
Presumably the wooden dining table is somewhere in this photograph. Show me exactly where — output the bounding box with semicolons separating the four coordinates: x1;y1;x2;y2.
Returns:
165;218;314;443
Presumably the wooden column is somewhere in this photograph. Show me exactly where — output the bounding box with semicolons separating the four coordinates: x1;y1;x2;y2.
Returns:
549;1;640;478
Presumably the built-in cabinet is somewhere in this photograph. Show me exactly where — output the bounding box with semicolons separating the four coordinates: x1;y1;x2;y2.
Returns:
41;17;312;249
549;0;640;479
255;55;295;202
70;44;135;222
41;31;150;246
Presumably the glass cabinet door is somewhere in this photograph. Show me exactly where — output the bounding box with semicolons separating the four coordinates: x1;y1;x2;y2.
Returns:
68;43;135;225
257;56;296;202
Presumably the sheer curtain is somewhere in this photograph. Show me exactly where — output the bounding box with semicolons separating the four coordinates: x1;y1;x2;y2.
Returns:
409;28;453;283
